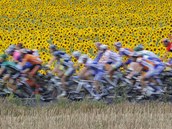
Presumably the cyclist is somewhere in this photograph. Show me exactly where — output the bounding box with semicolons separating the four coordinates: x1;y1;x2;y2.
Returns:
162;38;172;52
127;44;160;78
47;44;64;76
72;51;96;83
47;45;75;97
5;45;19;62
0;54;9;75
78;54;104;98
5;45;33;71
114;42;134;68
0;54;21;92
161;38;172;61
94;42;103;63
134;44;159;58
95;44;115;71
19;49;42;76
96;44;122;80
72;51;81;70
129;55;165;95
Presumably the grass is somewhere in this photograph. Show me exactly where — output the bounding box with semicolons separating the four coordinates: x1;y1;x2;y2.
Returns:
0;99;172;129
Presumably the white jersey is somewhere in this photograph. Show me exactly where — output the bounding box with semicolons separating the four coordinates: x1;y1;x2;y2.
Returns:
109;51;122;62
136;50;159;58
99;50;122;64
33;51;39;57
78;55;104;70
78;55;93;64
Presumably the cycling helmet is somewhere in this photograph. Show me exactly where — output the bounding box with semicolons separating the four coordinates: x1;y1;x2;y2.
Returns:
53;51;65;57
134;44;144;51
0;54;8;60
114;42;122;48
95;42;102;47
81;54;88;59
8;45;16;49
63;55;71;61
79;54;88;64
20;48;28;54
161;38;170;46
99;45;108;50
49;44;57;50
72;51;81;58
16;43;23;49
5;48;15;55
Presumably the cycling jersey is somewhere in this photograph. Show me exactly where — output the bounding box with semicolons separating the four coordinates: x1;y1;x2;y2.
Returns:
22;54;42;65
93;51;103;63
79;56;104;81
119;48;133;57
137;56;165;78
13;50;21;62
138;56;163;67
99;50;122;64
1;61;21;74
53;51;71;63
98;50;111;64
61;59;74;68
85;60;105;81
166;42;172;52
78;55;93;64
1;61;17;69
135;50;159;58
32;50;39;57
53;51;74;76
168;58;172;64
108;51;122;63
61;59;75;77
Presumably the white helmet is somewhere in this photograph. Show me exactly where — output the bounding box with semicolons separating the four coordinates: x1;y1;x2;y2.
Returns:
7;45;16;50
20;48;28;54
99;45;108;50
81;54;88;59
114;42;122;48
72;51;81;58
78;54;88;64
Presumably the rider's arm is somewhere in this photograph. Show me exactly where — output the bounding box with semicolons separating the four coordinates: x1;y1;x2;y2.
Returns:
20;54;29;67
47;56;56;66
162;52;169;62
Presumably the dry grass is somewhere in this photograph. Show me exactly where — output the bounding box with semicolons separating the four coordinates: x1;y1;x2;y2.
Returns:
0;99;172;129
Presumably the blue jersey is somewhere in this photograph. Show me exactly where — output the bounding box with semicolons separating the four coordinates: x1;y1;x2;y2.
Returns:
93;51;103;64
53;51;73;68
119;48;133;57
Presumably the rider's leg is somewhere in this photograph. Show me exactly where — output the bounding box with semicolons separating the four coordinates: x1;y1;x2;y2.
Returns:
28;65;41;94
29;65;41;77
53;64;64;77
93;70;104;93
78;67;88;79
1;74;10;89
59;67;75;97
150;65;165;93
126;62;142;79
108;62;122;80
141;65;154;87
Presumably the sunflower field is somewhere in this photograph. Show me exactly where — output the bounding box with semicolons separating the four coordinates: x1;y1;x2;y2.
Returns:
0;0;172;63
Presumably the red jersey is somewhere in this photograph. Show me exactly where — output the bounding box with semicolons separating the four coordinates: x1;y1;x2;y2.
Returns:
166;42;172;52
